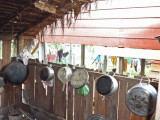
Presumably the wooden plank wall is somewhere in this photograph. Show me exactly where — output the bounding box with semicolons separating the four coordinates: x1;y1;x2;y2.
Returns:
0;40;14;107
23;62;158;120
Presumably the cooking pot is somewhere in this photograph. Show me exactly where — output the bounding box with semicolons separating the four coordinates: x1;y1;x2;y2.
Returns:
126;77;157;117
40;65;54;81
70;69;89;89
4;60;28;84
87;114;107;120
96;75;118;96
77;84;89;96
57;66;72;91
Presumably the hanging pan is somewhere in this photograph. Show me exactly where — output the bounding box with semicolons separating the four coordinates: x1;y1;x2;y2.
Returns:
4;60;28;84
87;114;107;120
40;65;54;81
126;77;157;117
57;66;72;91
70;69;89;89
96;75;118;96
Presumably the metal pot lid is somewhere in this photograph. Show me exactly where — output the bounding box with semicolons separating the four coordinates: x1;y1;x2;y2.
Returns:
126;87;156;116
96;75;113;95
87;114;107;120
57;67;72;84
70;69;89;88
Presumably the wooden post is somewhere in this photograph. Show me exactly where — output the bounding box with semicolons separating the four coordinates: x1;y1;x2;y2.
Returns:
81;45;85;67
102;55;107;74
119;57;124;75
155;72;160;120
140;59;145;76
70;44;72;64
16;35;24;54
39;42;45;63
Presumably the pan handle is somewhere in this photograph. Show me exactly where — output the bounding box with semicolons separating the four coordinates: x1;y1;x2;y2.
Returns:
140;76;150;84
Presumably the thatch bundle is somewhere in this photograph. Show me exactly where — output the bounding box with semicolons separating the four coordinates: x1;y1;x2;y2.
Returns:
36;0;98;41
34;1;56;14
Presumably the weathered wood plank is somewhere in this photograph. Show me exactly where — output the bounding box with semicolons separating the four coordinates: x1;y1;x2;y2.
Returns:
155;75;160;120
68;83;73;120
83;75;94;119
24;62;36;105
1;40;13;107
118;80;131;120
74;89;85;120
35;65;53;112
94;77;106;117
53;68;66;118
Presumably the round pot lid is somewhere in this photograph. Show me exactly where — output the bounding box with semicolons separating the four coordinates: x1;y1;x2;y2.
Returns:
96;75;113;95
87;114;107;120
70;69;89;88
126;87;156;116
57;67;72;84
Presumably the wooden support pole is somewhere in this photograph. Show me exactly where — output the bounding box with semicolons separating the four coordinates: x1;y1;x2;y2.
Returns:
16;35;24;54
39;42;45;63
102;55;107;74
119;57;124;75
81;45;85;67
140;59;145;76
69;44;72;64
155;72;160;120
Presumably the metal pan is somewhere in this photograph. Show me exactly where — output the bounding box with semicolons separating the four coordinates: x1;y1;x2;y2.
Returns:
70;69;89;89
87;114;107;120
96;75;118;96
126;77;157;116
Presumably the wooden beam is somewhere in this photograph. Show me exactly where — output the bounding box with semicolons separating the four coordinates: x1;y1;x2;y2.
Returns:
140;59;145;76
39;42;45;63
155;73;160;120
0;4;19;10
16;35;24;53
119;57;124;75
0;8;17;13
81;44;85;66
102;55;107;73
0;0;24;7
16;14;51;36
0;34;15;40
0;0;37;31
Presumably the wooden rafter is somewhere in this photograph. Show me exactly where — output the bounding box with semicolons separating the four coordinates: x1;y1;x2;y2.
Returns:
16;14;52;36
0;0;38;31
0;0;25;7
0;4;19;10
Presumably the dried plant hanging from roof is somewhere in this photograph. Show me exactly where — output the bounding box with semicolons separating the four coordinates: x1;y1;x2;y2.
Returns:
36;0;98;40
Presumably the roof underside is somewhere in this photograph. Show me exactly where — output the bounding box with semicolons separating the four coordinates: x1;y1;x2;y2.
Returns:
0;0;95;37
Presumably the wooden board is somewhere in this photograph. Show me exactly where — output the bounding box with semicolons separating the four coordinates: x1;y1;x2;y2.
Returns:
19;63;159;120
24;62;36;105
53;68;66;118
35;65;53;112
1;40;13;107
67;83;74;120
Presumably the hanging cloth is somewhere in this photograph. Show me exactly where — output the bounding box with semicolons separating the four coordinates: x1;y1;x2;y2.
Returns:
111;56;117;67
57;49;63;62
133;59;138;72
